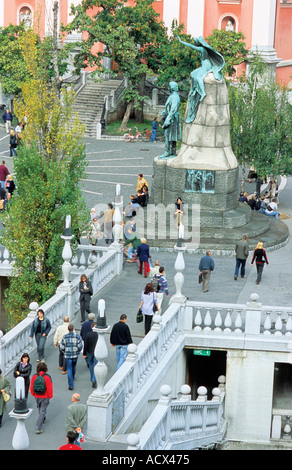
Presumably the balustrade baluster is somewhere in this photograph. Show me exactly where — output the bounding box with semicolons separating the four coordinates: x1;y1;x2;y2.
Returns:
234;309;243;334
203;308;212;332
283;416;292;440
214;309;223;333
285;312;292;336
275;312;283;336
194;308;202;332
3;248;10;264
223;309;232;333
263;311;272;335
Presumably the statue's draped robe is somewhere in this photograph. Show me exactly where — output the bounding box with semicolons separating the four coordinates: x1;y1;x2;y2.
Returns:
186;36;225;123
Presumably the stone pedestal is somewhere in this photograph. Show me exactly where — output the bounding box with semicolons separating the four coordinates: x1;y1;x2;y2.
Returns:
149;73;288;250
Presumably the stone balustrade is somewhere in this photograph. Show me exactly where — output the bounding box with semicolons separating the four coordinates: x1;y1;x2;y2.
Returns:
127;383;226;450
86;303;182;442
0;247;122;375
182;293;292;352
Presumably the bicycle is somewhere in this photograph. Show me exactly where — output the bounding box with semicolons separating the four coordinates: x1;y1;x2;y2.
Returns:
142;128;152;141
123;127;143;142
142;127;164;142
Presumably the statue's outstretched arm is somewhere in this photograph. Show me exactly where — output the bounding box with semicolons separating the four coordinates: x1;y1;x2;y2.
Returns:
176;36;201;52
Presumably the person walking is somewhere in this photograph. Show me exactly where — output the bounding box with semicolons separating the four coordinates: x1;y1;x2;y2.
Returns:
199;250;215;293
251;241;269;285
9;129;17;157
13;353;32;398
80;312;95;369
54;316;70;374
60;324;83;390
65;393;87;447
137;238;150;277
174;197;184;227
29;308;52;362
59;431;82;450
0;161;9;189
2;108;12;134
87;216;102;248
0;368;11;428
151;266;169;311
79;274;93;323
110;314;133;370
234;235;249;280
5;174;15;200
139;283;159;335
83;322;98;388
149;260;160;278
30;362;53;434
151;117;159;142
104;203;114;244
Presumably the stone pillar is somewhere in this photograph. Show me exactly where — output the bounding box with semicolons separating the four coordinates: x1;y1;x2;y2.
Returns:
170;226;187;305
245;293;262;335
187;0;205;37
249;0;281;79
9;409;33;450
86;300;112;442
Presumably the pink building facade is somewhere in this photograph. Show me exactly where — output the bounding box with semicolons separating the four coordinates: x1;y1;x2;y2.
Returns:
0;0;291;87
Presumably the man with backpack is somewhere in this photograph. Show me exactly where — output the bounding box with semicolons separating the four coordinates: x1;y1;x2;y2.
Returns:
30;362;53;434
151;266;169;312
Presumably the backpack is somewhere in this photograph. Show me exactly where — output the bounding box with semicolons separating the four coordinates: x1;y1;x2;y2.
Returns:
33;373;47;395
151;275;161;293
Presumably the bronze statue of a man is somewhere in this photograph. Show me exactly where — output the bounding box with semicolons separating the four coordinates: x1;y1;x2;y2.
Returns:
159;81;182;160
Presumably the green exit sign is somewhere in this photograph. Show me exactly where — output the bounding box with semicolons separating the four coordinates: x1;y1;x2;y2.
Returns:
193;349;211;356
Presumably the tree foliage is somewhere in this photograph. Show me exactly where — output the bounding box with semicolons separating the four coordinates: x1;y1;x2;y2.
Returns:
0;22;71;98
154;21;200;93
206;29;248;78
2;30;88;327
229;54;292;181
64;0;167;125
0;23;29;96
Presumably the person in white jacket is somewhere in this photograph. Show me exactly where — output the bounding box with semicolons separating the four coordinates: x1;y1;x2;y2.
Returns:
54;316;70;373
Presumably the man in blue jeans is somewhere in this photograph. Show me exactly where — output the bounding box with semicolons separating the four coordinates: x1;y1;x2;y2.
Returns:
110;314;133;370
60;324;83;390
234;235;249;280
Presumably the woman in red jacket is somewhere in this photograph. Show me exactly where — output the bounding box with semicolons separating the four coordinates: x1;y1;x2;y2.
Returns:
30;362;53;434
251;241;269;285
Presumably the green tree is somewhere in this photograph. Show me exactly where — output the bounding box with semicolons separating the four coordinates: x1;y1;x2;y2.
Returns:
64;0;167;128
229;54;292;193
155;21;200;92
2;30;88;328
206;29;248;78
0;23;29;96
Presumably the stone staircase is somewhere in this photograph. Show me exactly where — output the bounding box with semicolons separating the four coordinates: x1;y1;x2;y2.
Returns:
72;78;123;137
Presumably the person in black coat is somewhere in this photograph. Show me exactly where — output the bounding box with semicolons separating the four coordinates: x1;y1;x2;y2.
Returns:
83;322;98;388
9;130;17;156
79;274;93;323
251;241;269;284
13;353;32;398
110;314;133;370
137;238;150;277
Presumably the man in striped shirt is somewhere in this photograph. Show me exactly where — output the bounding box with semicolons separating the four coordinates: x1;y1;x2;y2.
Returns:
151;267;169;311
60;324;83;390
